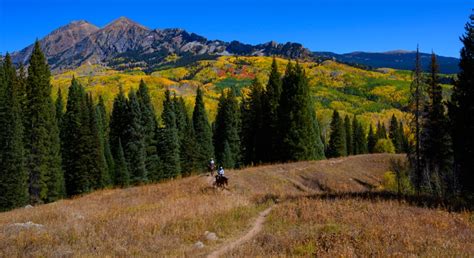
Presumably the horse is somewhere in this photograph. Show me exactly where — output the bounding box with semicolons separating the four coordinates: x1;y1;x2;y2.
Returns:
213;175;228;189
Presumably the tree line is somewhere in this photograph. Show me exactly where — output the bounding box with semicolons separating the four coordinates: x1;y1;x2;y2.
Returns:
407;13;473;199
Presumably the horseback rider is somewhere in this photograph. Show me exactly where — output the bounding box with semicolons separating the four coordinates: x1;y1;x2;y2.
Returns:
208;158;216;176
217;166;225;177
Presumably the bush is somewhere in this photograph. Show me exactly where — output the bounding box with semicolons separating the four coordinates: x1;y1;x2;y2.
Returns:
374;139;395;153
383;159;414;194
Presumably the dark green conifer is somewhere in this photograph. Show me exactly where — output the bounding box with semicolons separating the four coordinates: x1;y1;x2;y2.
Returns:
326;110;346;158
192;87;214;171
344;115;352;155
213;87;241;168
97;96;114;185
174;94;199;175
114;139;130;187
241;78;265;164
277;61;324;161
25;41;64;203
389;115;402;153
449;13;474;194
0;54;29;211
55;88;64;129
367;124;377;154
159;89;181;178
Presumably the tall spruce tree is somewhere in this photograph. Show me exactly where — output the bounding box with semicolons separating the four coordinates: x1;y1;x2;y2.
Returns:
389;115;402;153
114;139;130;187
137;80;161;180
261;57;283;162
352;116;368;155
421;53;453;195
174;94;199;175
327;110;346;158
124;90;147;184
55;88;64;129
213;87;241;168
109;86;129;183
376;121;387;140
409;46;426;193
0;54;29;211
25;41;64;203
62;78;90;196
192;87;214;171
367;124;377;154
449;13;474;194
97;96;115;185
277;61;324;161
344;115;353;155
241;78;265;164
159;89;181;178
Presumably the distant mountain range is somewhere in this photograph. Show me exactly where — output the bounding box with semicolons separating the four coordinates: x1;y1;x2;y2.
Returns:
314;51;460;74
10;17;459;74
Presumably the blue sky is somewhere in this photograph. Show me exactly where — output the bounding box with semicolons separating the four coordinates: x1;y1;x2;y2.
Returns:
0;0;470;57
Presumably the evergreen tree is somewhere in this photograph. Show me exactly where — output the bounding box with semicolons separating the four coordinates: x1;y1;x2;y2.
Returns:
174;94;199;175
97;96;114;185
114;139;130;187
376;121;387;140
0;54;29;211
137;80;161;180
326;110;346;158
421;53;453;195
25;41;64;203
261;57;283;162
159;89;181;178
86;94;109;189
124;90;147;184
352;116;368;154
389;115;402;153
109;86;129;183
449;13;474;194
277;61;324;161
344;115;353;155
62;78;90;195
213;87;241;168
398;121;409;153
241;78;265;164
367;124;377;154
192;87;214;171
408;46;426;193
17;64;28;128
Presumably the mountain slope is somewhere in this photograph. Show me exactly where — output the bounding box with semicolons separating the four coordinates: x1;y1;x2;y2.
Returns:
314;51;460;74
0;154;472;256
11;17;313;72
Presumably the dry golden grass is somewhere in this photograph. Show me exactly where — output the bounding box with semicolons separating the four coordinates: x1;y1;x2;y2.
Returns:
0;154;472;257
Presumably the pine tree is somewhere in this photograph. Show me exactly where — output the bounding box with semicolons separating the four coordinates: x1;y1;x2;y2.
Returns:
277;61;324;161
0;54;29;211
376;121;387;140
159;89;181;178
192;87;214;171
174;94;199;175
409;46;426;193
137;80;161;180
25;41;64;203
114;139;130;187
86;94;109;189
398;121;409;153
367;124;377;153
241;78;265;164
124;90;147;184
352;116;368;155
109;86;129;184
261;57;282;162
449;13;474;194
326;110;346;158
344;115;352;155
421;52;453;195
389;115;402;153
62;78;90;196
97;96;114;185
213;87;241;168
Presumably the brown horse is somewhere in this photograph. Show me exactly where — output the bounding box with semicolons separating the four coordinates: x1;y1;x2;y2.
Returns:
213;175;228;189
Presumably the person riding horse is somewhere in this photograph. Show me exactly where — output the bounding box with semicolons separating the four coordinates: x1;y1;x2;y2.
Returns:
214;166;228;188
208;158;216;176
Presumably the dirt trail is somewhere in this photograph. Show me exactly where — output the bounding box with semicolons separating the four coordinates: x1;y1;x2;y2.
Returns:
206;206;274;258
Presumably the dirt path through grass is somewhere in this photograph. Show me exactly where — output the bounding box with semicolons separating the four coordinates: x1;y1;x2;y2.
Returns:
206;205;274;258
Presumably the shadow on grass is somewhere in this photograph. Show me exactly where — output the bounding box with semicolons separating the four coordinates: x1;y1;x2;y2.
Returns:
285;191;473;212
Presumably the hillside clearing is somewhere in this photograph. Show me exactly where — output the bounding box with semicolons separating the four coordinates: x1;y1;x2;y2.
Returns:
0;154;472;257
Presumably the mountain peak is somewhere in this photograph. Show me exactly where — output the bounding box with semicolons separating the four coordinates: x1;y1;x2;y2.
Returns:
105;16;148;30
